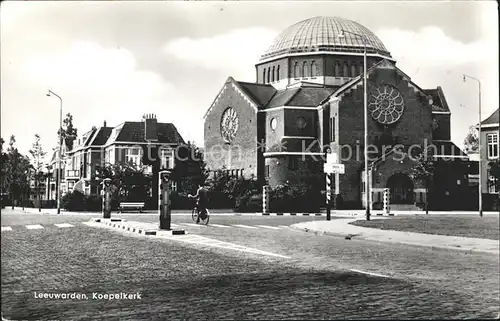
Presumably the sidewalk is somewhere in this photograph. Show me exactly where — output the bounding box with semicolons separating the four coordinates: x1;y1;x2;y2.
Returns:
291;218;500;255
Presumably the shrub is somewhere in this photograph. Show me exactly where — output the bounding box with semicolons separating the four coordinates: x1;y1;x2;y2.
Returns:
270;183;321;213
61;191;86;211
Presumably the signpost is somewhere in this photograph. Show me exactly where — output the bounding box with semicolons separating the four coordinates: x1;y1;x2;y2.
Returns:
324;152;344;221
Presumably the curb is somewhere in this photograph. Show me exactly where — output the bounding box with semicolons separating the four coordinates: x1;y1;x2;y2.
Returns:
94;218;186;236
290;225;499;255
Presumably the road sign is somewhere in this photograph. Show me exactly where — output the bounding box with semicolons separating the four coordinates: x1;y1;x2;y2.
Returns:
323;163;345;174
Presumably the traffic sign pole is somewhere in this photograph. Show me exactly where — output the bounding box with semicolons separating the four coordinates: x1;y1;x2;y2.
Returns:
326;173;332;221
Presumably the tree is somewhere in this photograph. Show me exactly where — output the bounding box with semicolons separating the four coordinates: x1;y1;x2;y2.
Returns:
408;147;435;214
58;113;78;151
4;135;31;208
463;126;479;154
171;143;209;194
29;134;47;212
93;163;152;206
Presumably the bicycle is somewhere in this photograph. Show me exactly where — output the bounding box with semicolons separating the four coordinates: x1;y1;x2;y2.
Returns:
191;205;210;225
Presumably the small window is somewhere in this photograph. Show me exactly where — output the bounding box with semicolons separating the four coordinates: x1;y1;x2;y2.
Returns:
267;67;271;83
271;66;275;82
265;165;270;178
276;65;280;80
311;61;316;77
288;157;299;170
334;62;340;77
303;62;308;78
270;118;277;131
294;62;300;78
263;69;266;83
343;63;349;77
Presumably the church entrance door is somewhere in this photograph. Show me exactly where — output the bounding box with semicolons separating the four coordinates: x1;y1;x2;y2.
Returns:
387;173;414;204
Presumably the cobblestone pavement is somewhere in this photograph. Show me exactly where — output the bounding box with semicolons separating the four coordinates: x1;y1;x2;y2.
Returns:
2;212;499;320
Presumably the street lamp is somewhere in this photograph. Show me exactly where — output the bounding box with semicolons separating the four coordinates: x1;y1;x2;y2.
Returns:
46;90;63;214
339;29;370;220
463;74;483;217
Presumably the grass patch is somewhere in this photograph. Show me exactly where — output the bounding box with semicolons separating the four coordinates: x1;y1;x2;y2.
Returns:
350;215;500;240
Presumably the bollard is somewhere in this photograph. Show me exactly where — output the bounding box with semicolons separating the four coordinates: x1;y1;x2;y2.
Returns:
326;173;332;221
262;185;270;214
101;178;112;219
158;170;171;230
383;188;390;215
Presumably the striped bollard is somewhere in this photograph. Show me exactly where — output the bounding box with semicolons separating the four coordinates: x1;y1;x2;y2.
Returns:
262;185;270;214
383;188;390;215
326;173;332;221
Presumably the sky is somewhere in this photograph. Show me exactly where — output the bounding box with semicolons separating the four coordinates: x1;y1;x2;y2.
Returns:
1;0;498;161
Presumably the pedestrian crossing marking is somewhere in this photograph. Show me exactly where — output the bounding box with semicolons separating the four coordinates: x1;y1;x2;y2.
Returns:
26;224;44;230
210;224;231;228
232;224;258;229
1;226;12;231
54;223;74;228
162;234;290;259
278;225;289;228
256;225;281;230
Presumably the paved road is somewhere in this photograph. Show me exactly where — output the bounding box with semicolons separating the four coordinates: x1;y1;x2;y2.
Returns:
2;210;499;320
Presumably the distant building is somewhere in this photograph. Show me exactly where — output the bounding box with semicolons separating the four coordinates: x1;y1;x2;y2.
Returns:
476;108;499;195
50;115;185;205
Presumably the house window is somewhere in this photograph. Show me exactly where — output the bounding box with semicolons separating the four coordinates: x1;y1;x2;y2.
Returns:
351;64;357;77
265;165;270;178
126;147;142;166
263;69;266;83
294;62;300;78
487;133;498;159
271;66;275;82
267;67;271;83
160;149;173;169
276;65;280;80
303;62;308;78
311;61;316;77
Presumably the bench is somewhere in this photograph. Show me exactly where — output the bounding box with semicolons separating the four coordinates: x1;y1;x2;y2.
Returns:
118;202;145;213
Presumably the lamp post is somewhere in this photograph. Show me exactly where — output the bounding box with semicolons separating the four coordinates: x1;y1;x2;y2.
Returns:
463;74;482;217
339;29;370;220
46;90;63;214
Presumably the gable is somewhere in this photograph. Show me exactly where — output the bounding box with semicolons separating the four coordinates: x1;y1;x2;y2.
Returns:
204;77;261;120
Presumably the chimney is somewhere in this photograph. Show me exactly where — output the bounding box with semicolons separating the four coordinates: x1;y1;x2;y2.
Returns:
143;113;158;142
103;120;107;127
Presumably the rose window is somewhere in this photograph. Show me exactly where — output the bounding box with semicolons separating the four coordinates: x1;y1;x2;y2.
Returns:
220;107;239;143
368;84;405;124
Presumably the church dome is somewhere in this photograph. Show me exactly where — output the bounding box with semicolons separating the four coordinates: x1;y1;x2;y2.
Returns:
259;16;392;61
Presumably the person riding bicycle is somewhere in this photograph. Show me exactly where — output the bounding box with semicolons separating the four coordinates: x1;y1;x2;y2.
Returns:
188;184;208;223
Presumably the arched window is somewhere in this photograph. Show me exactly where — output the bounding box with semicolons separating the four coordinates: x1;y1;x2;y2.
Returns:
343;62;349;77
271;66;275;82
311;61;316;77
267;67;271;83
263;69;266;83
351;64;357;77
276;65;280;80
294;62;300;78
334;62;340;77
303;62;309;78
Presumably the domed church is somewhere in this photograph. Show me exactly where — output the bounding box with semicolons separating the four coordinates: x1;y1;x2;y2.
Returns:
203;16;469;210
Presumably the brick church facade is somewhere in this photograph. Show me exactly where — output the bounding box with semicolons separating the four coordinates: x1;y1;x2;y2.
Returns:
204;16;469;210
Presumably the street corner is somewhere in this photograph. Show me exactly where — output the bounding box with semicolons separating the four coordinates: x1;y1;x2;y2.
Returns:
290;219;362;239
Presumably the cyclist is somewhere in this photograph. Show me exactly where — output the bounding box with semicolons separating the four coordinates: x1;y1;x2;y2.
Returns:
188;184;209;223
